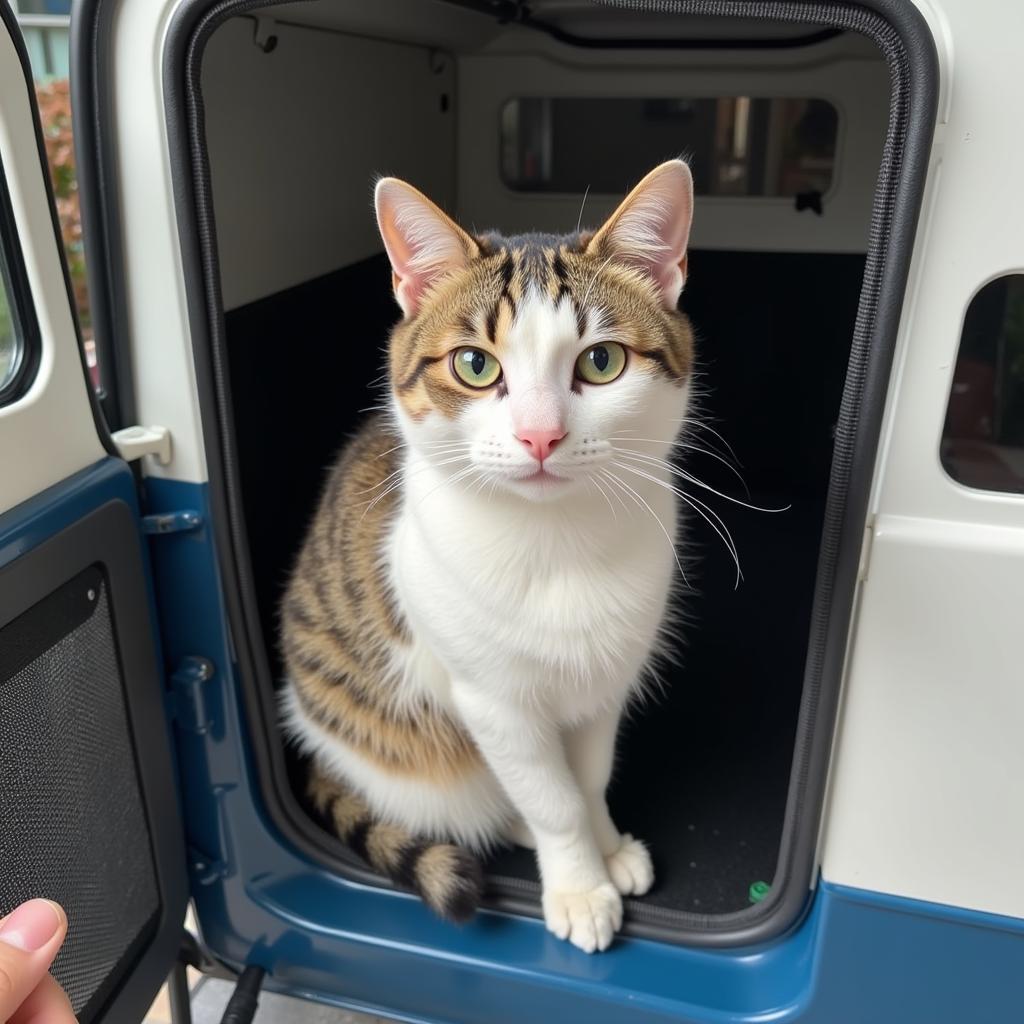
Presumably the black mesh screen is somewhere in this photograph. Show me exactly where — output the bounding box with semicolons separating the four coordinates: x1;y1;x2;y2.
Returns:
0;566;160;1022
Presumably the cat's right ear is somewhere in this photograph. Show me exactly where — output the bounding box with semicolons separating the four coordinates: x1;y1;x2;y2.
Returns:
375;178;479;318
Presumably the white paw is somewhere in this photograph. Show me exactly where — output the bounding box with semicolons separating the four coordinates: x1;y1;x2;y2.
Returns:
605;834;654;896
542;882;623;953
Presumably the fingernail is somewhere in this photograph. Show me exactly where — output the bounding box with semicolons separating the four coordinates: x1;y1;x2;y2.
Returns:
0;900;62;951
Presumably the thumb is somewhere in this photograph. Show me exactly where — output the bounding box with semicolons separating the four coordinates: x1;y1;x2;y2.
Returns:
0;900;68;1023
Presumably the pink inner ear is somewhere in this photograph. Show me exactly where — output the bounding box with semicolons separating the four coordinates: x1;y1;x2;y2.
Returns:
594;161;694;309
627;200;692;307
393;270;427;319
651;254;688;308
375;179;472;318
659;264;683;306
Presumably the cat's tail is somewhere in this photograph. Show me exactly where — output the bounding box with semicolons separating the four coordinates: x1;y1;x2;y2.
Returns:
307;761;484;923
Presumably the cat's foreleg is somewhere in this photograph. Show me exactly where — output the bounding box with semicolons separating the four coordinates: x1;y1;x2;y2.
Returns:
451;680;621;953
565;705;655;897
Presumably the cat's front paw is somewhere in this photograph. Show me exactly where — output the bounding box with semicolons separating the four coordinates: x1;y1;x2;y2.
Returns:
605;834;654;896
542;882;622;953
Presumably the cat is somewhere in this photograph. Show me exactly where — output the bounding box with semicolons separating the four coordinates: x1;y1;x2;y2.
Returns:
280;159;695;953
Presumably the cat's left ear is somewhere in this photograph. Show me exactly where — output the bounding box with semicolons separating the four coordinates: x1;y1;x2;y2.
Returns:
586;159;694;309
375;177;479;318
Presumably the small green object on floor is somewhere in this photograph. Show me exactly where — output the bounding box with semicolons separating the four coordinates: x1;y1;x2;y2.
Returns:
748;880;771;904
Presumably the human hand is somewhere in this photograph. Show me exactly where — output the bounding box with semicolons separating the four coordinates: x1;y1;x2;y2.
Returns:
0;899;75;1023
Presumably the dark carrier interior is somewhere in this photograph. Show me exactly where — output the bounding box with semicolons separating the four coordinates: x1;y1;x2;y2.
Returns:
195;0;891;934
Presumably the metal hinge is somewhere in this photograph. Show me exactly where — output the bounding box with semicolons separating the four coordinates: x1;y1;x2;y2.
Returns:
188;843;230;887
188;785;236;886
170;656;216;735
169;659;234;885
142;510;204;535
112;424;172;465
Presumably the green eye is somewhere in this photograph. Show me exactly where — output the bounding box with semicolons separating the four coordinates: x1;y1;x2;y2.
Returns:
575;342;627;385
451;347;502;389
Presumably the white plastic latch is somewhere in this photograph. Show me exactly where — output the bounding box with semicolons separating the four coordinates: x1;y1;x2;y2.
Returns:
857;518;875;583
112;424;172;466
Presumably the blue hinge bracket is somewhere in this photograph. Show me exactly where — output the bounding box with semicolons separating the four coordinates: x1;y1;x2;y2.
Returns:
142;509;203;535
188;843;230;886
170;656;216;735
187;785;237;885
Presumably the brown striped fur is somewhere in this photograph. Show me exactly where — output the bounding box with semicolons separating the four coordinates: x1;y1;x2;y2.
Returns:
282;422;481;783
307;760;482;922
282;421;487;919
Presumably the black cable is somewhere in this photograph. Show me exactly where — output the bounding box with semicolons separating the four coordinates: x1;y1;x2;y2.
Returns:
219;965;266;1024
167;961;193;1024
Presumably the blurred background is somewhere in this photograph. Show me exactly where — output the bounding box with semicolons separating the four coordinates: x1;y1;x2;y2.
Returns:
11;0;95;386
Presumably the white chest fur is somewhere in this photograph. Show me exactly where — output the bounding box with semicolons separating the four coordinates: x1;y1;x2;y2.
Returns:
388;462;677;724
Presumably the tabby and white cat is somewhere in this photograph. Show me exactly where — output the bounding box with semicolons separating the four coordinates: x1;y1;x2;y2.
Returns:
281;160;695;952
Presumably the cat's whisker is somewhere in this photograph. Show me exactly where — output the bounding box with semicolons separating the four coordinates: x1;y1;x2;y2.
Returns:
593;473;620;521
598;468;633;518
616;416;743;466
683;418;742;465
471;471;492;498
415;453;477;469
376;439;474;460
610;421;741;462
359;482;404;518
360;448;475;494
416;463;480;508
602;468;689;587
612;457;741;565
360;454;473;513
600;470;642;519
612;460;742;588
359;464;413;497
579;253;616;311
587;474;618;521
575;184;591;235
361;473;415;514
360;465;413;496
609;434;747;489
612;448;786;513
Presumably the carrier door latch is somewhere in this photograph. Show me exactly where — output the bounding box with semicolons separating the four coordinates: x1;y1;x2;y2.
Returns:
112;424;172;465
857;518;875;582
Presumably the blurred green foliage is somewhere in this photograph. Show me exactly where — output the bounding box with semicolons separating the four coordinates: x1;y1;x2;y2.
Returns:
36;77;90;334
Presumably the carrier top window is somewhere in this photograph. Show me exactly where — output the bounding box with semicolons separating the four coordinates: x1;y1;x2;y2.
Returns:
500;96;838;197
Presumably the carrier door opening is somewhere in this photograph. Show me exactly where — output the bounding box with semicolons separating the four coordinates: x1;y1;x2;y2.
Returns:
196;0;892;939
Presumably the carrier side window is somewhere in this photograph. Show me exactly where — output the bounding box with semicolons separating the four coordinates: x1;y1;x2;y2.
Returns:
941;274;1024;494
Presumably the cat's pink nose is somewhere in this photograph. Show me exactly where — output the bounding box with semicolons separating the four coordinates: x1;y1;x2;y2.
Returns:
516;428;566;463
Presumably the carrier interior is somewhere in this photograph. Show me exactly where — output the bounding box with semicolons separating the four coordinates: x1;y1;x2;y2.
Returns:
199;0;890;921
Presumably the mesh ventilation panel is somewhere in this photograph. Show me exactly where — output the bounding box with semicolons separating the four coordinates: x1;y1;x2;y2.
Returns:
0;566;160;1022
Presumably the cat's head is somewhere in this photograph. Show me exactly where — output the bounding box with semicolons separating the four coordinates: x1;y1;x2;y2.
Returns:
376;160;695;503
